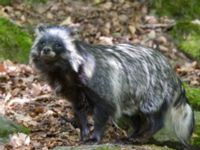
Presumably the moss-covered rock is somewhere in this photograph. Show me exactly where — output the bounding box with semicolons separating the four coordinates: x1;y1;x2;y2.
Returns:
170;21;200;62
0;17;32;63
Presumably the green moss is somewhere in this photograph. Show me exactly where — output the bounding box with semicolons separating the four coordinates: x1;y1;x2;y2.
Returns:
0;116;30;142
150;0;200;62
184;84;200;110
23;0;48;4
0;17;32;63
192;111;200;146
96;146;120;150
184;85;200;146
170;21;200;62
150;0;200;20
0;0;11;6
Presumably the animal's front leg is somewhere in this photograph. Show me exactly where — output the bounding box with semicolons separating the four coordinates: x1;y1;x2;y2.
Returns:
87;104;110;144
72;92;90;142
74;108;90;142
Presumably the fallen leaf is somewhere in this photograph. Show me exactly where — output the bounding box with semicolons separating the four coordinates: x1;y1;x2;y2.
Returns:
128;25;136;35
0;63;6;72
60;16;72;26
9;133;30;148
31;83;42;96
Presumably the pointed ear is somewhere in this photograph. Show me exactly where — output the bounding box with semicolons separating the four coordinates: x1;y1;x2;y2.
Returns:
62;25;79;37
35;24;46;35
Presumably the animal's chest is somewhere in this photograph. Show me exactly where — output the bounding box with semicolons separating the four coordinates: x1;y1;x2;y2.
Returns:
49;73;78;100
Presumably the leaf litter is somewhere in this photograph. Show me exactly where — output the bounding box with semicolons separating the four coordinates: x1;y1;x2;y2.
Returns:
0;0;200;149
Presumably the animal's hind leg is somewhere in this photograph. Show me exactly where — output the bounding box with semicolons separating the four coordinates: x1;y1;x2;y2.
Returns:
129;113;164;143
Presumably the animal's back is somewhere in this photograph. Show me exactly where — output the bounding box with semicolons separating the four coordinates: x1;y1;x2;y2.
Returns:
115;44;181;114
86;43;181;115
86;43;194;147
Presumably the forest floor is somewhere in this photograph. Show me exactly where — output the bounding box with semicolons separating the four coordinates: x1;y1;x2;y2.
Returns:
0;0;200;150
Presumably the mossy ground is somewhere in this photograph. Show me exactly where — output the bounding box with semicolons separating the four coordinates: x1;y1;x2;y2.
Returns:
0;0;47;6
0;0;199;148
0;116;30;144
0;17;32;63
23;0;48;4
170;21;200;62
54;110;200;150
185;84;200;110
0;0;11;6
150;0;200;20
53;144;174;150
193;111;200;146
151;0;200;63
151;1;200;146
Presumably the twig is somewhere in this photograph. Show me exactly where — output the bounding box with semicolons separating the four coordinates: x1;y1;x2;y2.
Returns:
32;94;55;101
140;23;175;29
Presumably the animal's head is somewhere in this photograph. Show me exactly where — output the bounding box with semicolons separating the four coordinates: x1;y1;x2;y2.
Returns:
30;25;83;72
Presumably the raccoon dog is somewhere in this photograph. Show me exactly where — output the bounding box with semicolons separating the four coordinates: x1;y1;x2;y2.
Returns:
30;25;194;147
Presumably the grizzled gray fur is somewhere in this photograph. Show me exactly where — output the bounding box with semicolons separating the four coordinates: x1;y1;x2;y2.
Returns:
30;25;194;147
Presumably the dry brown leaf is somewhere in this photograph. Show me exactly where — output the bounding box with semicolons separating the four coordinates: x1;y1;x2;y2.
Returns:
0;63;6;72
31;83;42;96
99;36;113;45
128;25;136;35
0;1;199;149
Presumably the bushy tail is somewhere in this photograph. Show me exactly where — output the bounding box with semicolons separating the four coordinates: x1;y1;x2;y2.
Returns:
172;103;194;145
166;92;194;147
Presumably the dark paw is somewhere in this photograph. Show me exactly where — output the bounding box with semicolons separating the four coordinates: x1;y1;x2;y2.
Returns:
129;132;151;144
83;133;102;144
80;128;90;142
84;137;100;144
115;137;132;144
116;135;149;144
129;136;149;144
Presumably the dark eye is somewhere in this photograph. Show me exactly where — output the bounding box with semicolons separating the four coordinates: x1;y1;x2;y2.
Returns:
40;41;46;46
55;43;62;49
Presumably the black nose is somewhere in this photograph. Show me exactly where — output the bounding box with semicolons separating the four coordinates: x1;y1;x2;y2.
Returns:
43;48;51;54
